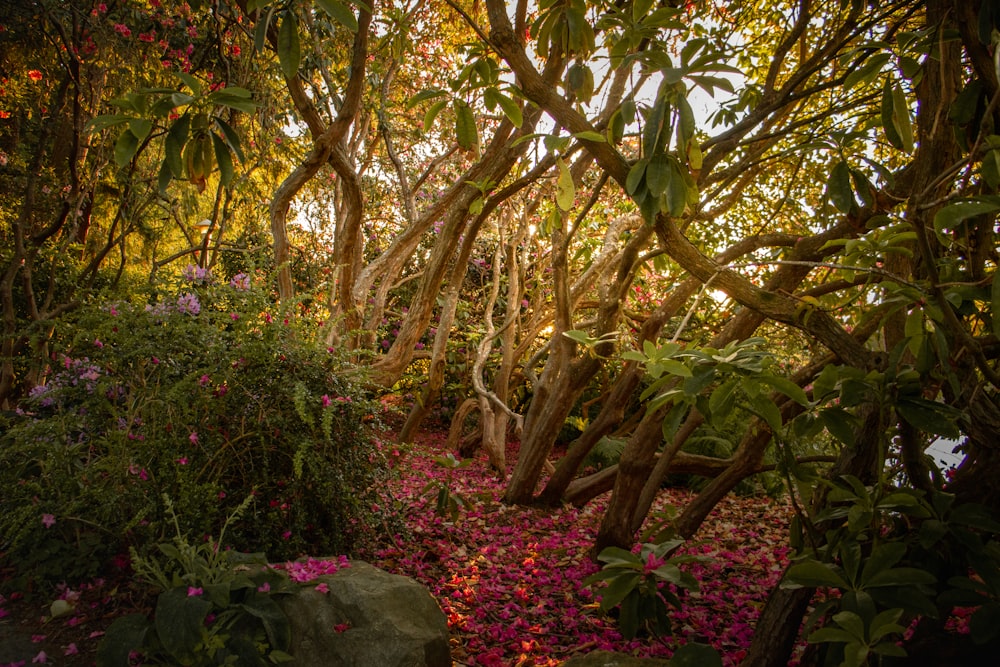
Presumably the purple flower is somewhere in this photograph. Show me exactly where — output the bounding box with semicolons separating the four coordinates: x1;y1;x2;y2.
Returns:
229;273;251;290
176;293;201;315
182;264;211;284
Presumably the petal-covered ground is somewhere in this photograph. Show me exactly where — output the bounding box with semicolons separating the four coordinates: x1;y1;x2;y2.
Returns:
0;427;794;666
369;429;794;666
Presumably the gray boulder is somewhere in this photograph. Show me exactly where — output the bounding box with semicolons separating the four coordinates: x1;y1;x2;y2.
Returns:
278;561;450;667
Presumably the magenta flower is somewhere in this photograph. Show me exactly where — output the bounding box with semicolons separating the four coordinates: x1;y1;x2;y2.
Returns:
187;587;203;597
321;395;332;407
41;514;56;528
314;583;330;594
189;432;198;444
176;457;189;465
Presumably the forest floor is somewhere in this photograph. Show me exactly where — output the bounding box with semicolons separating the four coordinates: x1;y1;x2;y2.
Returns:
0;423;794;667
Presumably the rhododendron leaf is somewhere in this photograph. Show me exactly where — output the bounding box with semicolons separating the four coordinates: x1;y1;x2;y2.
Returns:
782;559;849;590
277;11;301;79
596;546;641;567
598;572;642;610
315;0;359;32
618;591;641;639
864;567;936;587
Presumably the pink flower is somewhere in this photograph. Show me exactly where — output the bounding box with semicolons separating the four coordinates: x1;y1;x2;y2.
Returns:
187;587;203;597
321;395;332;407
199;374;211;386
189;432;198;444
257;582;271;593
32;650;47;663
176;457;189;465
315;583;330;594
113;23;131;37
41;514;55;528
64;644;78;656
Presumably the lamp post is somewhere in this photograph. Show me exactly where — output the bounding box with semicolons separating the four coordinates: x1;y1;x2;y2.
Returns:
195;219;211;267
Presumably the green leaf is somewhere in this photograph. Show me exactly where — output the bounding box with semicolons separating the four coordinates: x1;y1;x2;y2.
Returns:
423;99;448;133
454;101;478;152
896;397;961;438
827;159;854;212
277;11;301;79
820;407;859;446
406;88;445;109
865;567;936;587
626;158;647;196
860;542;906;585
881;79;914;153
157;158;173;195
758;375;810;406
85;114;132;134
114;129;140;168
127;118;151;143
808;627;857;644
750;394;783;431
573;130;605;143
708;379;738;418
315;0;358;32
663;157;687;217
783;559;850;590
495;92;523;128
645;153;670;198
595;546;641;568
213;117;245;162
173;71;202;96
891;82;914;153
598;572;642;610
206;91;258;114
212;132;234;186
556;156;575;211
993;270;1000;337
982;143;1000;189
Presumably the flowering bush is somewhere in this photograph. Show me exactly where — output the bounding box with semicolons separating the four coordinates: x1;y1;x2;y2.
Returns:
0;267;401;591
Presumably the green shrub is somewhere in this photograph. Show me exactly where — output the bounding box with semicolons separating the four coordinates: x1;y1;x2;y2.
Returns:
0;267;401;591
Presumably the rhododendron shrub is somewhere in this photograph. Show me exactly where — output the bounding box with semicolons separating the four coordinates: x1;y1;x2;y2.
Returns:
0;269;400;590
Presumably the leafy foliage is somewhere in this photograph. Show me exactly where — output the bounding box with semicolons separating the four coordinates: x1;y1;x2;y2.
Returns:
0;269;401;590
98;496;296;667
585;539;703;640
